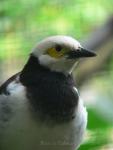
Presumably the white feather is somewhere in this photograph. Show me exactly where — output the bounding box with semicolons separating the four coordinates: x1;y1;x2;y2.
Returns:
0;84;87;150
32;35;81;74
32;35;81;57
0;36;88;150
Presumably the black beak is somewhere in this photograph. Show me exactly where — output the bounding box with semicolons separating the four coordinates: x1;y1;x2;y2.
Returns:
67;48;96;59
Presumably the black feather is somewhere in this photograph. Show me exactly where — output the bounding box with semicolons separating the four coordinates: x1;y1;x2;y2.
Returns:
20;55;79;122
0;73;19;95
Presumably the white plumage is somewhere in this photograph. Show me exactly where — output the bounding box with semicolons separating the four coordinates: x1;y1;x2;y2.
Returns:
0;35;96;150
0;81;87;150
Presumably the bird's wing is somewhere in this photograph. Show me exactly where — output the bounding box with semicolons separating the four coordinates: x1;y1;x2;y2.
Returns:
0;72;25;130
0;72;20;95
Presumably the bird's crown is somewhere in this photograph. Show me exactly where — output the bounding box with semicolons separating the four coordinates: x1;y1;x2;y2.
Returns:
31;35;96;73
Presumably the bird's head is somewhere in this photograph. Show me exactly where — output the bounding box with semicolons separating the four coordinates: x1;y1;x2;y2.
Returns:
31;35;96;73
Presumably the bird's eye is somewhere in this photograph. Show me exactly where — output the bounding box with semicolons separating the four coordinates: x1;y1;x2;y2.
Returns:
55;45;62;52
47;45;65;58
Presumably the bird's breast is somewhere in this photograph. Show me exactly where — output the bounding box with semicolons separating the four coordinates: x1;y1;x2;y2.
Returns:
26;77;79;122
0;76;87;150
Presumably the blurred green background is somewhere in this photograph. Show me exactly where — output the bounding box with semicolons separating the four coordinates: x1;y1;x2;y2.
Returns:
0;0;113;149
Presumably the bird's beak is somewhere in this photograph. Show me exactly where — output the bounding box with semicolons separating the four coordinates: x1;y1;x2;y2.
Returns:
67;48;96;59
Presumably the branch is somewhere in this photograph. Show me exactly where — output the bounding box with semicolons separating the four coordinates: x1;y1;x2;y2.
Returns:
74;17;113;86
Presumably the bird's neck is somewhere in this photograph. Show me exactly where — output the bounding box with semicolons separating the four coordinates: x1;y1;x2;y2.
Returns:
20;55;74;87
20;55;79;122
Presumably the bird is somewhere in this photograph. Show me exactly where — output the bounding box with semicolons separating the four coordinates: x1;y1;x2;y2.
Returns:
0;35;96;150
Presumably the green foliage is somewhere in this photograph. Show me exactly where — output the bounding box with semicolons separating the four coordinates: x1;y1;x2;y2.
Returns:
0;0;113;61
79;108;113;150
0;0;113;149
0;0;113;62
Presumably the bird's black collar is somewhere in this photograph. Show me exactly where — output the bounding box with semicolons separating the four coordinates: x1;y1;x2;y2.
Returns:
20;55;79;122
20;54;72;86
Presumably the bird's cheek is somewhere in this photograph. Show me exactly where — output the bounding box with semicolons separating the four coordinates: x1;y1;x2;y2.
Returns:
38;55;58;66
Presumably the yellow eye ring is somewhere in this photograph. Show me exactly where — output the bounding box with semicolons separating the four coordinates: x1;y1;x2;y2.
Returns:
47;48;64;58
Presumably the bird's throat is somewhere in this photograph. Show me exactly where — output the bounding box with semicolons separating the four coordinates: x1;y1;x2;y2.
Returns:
20;55;79;122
